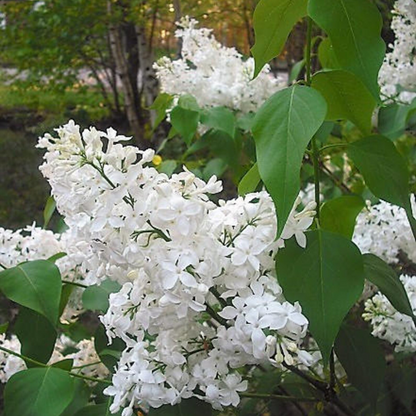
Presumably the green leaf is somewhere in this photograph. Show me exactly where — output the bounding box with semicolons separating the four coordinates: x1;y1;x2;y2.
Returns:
82;279;121;312
276;229;364;363
311;70;376;134
308;0;385;99
0;322;9;334
317;37;340;69
363;254;414;319
59;283;75;317
4;367;75;416
61;379;90;416
289;59;305;84
378;103;414;140
202;158;227;181
238;163;261;196
15;307;57;366
170;106;200;146
148;398;212;416
335;326;386;407
0;260;61;325
177;94;200;111
52;359;73;371
236;112;255;132
158;159;177;176
200;106;235;138
43;196;56;229
251;0;307;77
389;364;416;412
149;93;174;129
198;130;241;171
47;252;67;263
320;195;364;238
347;135;409;209
252;85;327;236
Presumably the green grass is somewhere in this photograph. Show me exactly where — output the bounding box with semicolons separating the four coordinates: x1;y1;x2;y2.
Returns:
0;83;110;123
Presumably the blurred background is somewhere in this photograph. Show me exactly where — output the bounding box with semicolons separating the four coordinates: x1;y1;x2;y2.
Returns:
0;0;395;230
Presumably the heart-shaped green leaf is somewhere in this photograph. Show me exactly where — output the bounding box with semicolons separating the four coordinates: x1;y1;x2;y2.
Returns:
308;0;385;99
276;229;364;363
251;0;307;77
0;260;61;325
253;85;327;236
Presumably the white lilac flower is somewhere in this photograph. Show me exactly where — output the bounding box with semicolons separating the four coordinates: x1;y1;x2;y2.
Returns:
154;17;286;114
38;121;317;412
353;199;416;264
379;0;416;103
363;275;416;352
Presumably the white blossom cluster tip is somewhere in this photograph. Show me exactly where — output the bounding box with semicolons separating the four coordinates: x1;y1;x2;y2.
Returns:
154;17;285;113
0;334;108;383
363;274;416;352
37;121;317;414
0;224;86;322
353;198;416;265
0;335;25;382
379;0;416;103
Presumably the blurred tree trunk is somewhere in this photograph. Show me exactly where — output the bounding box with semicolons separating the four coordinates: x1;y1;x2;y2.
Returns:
107;0;147;146
173;0;182;56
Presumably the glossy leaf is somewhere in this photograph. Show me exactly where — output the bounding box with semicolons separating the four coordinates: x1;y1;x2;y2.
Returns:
320;195;365;238
347;135;410;209
61;379;91;416
82;279;121;312
0;322;8;334
335;326;386;407
311;70;376;134
276;229;364;363
378;102;415;140
149;93;174;129
289;59;305;84
308;0;385;99
15;307;57;366
4;367;75;416
251;0;307;77
252;85;327;236
317;37;339;69
170;106;200;146
389;364;416;412
200;106;235;138
198;130;241;171
363;254;414;319
0;260;61;324
59;283;75;317
238;163;261;196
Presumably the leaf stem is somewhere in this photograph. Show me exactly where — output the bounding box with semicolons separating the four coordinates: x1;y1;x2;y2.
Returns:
240;392;319;402
205;304;228;327
0;263;7;270
405;208;416;243
0;345;111;385
283;363;356;416
62;280;88;289
312;136;321;219
329;349;336;391
305;17;313;86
